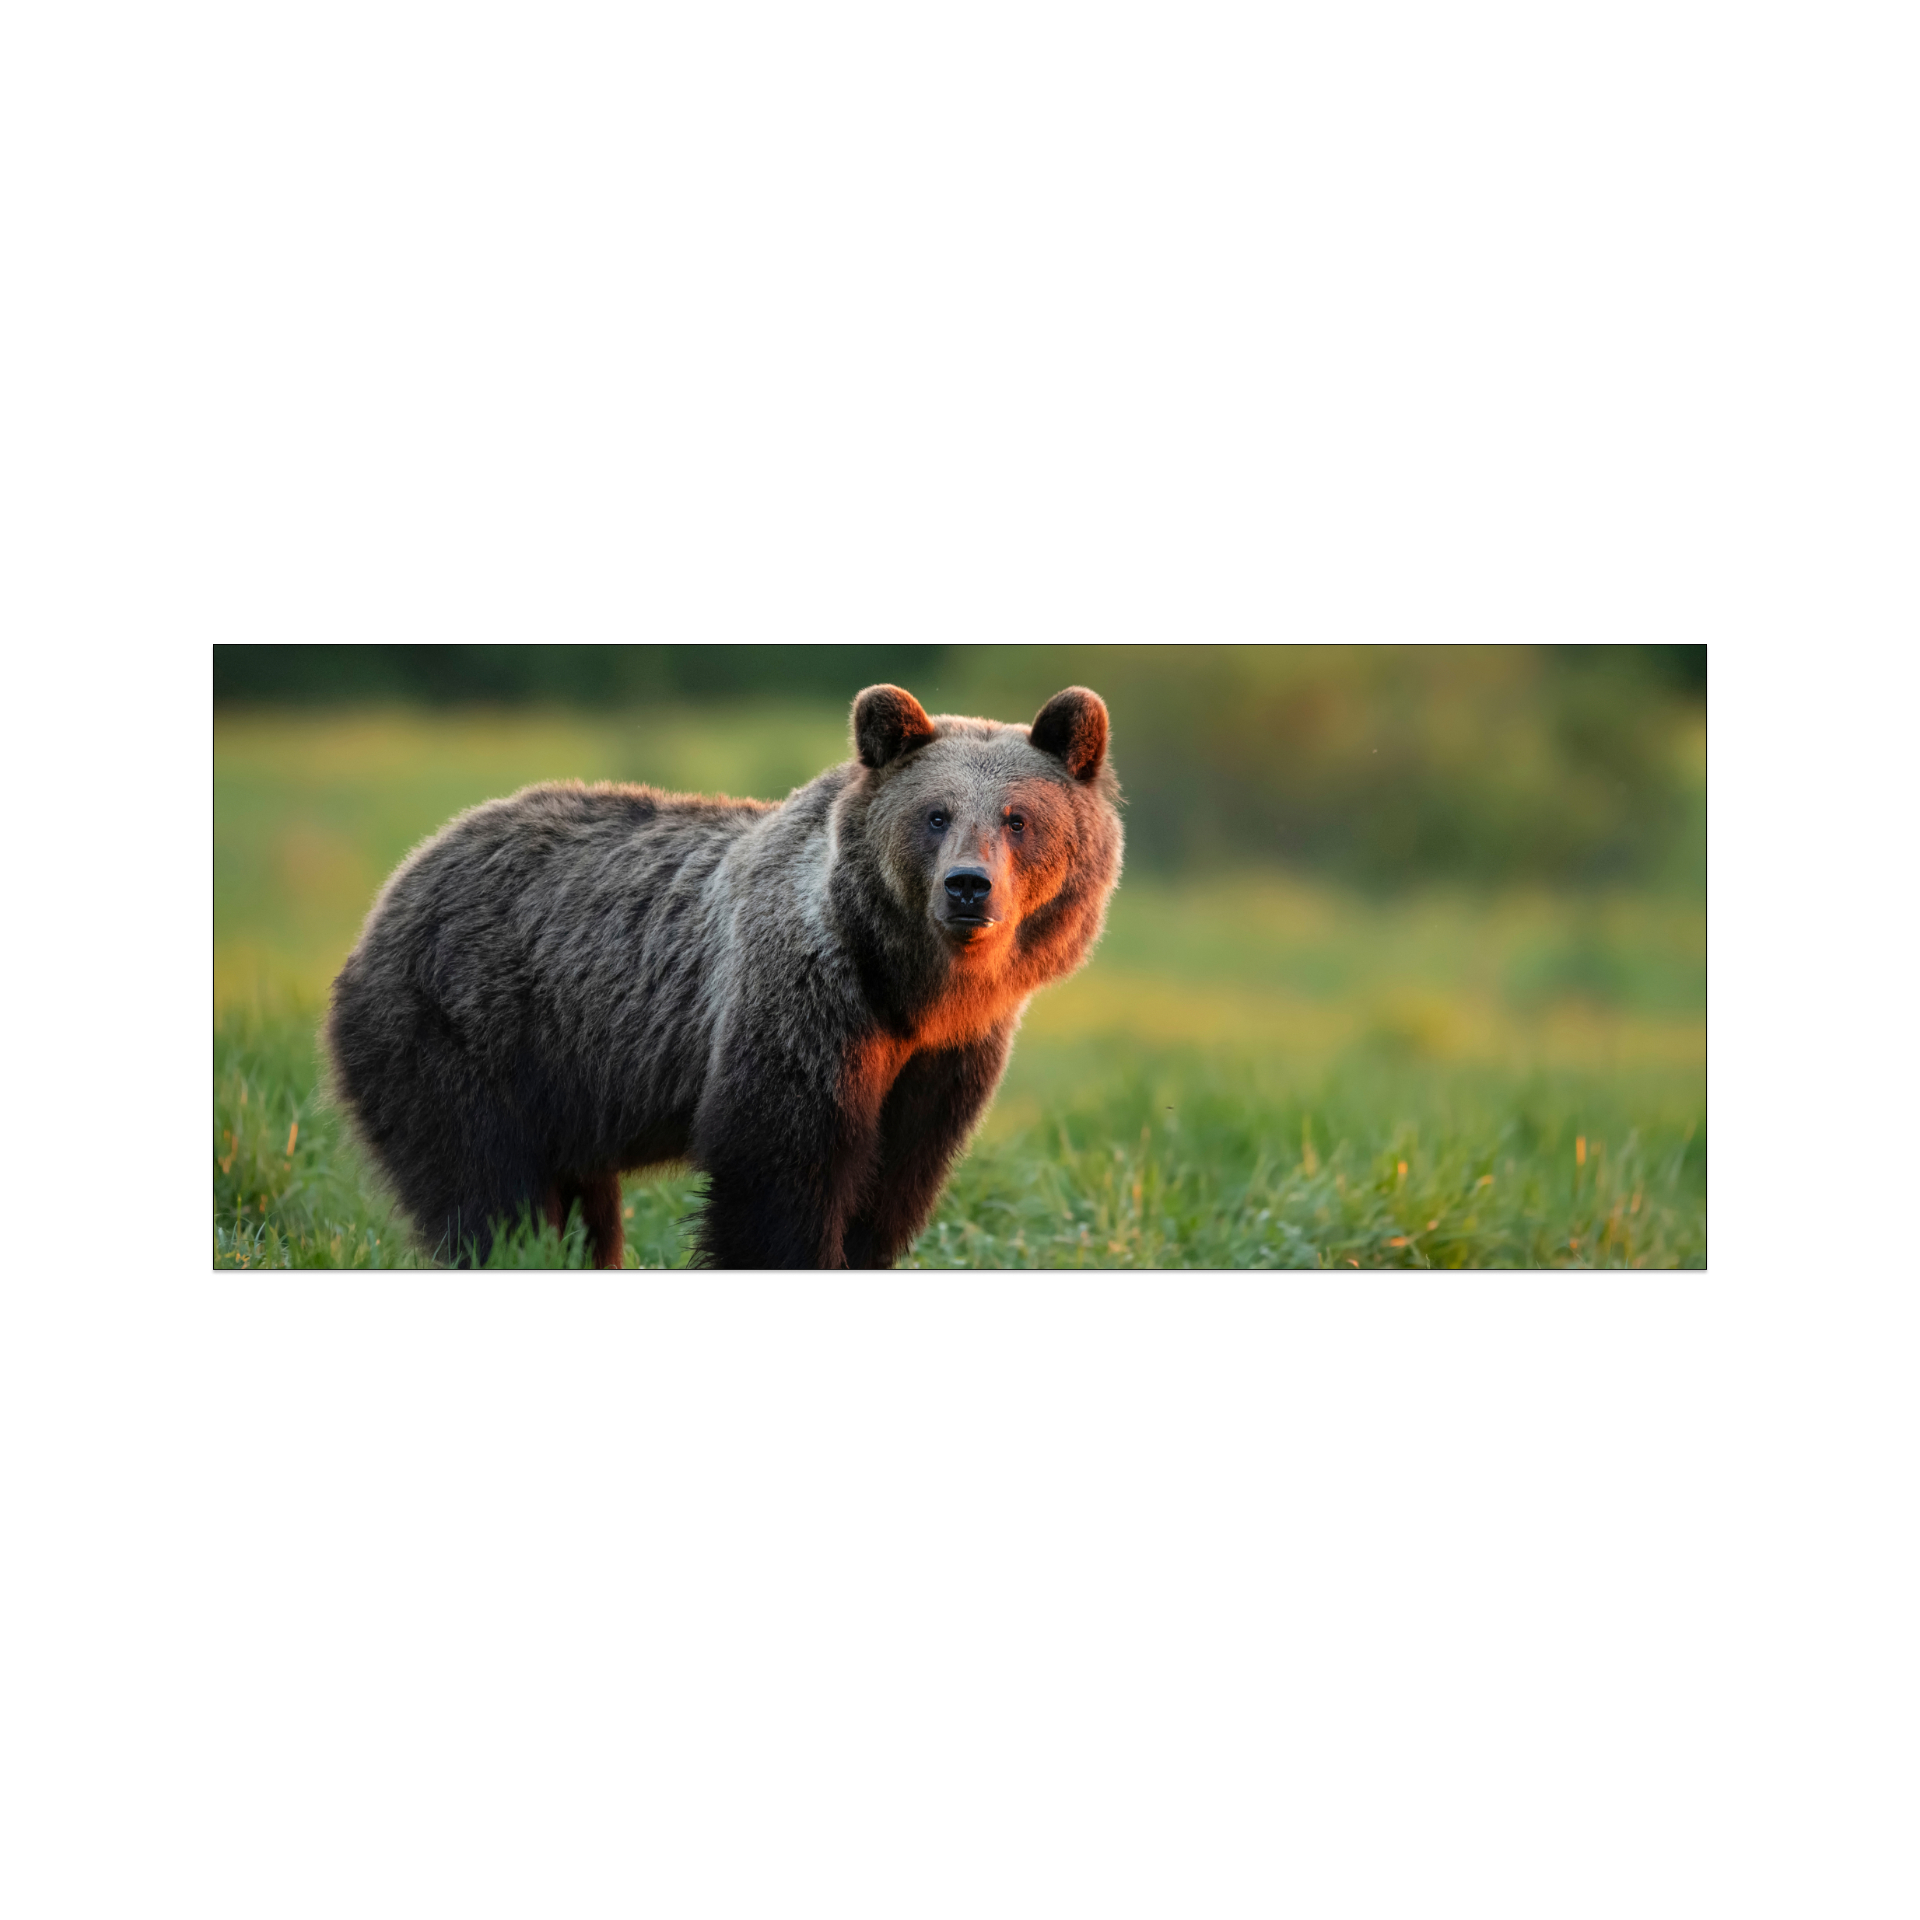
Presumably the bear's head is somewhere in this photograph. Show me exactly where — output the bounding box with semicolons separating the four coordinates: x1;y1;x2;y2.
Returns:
843;683;1123;999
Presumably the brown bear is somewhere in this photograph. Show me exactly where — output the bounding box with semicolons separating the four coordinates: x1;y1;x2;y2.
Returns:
324;684;1123;1267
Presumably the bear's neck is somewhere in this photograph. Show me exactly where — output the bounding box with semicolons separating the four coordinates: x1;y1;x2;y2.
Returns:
827;871;1019;1047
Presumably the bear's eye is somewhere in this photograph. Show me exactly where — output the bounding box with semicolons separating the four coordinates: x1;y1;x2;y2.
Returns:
1006;812;1027;834
927;809;949;833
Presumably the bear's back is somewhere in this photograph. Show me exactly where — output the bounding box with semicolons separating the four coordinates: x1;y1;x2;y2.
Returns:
328;780;785;1135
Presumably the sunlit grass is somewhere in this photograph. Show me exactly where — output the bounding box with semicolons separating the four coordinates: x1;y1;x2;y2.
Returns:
213;996;1702;1270
914;1047;1701;1269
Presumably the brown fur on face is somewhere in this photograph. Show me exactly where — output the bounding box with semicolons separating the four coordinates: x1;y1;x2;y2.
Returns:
852;706;1117;1050
324;684;1123;1268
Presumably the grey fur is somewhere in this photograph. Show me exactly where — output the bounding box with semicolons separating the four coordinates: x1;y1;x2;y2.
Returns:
324;684;1123;1267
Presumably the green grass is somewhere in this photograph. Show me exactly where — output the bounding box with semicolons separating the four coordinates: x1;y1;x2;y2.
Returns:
213;706;1706;1269
917;1048;1701;1269
214;999;1702;1270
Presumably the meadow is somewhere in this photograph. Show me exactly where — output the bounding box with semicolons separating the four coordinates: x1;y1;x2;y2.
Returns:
214;705;1706;1269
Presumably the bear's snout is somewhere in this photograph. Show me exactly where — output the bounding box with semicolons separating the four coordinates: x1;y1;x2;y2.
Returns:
943;867;994;914
937;861;1005;942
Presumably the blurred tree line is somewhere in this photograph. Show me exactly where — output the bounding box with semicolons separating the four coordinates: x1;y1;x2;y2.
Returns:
214;644;1704;891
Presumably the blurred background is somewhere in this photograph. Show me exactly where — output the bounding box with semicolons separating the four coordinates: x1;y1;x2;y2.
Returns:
214;642;1706;1266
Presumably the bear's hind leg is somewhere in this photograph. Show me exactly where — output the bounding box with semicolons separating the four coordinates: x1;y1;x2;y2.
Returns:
542;1174;624;1268
579;1172;624;1270
418;1188;521;1267
406;1149;546;1267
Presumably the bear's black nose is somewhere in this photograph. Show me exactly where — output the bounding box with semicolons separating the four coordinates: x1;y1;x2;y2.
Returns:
944;868;992;910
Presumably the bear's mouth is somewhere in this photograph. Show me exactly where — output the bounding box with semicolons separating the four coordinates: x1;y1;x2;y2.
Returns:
939;912;1001;943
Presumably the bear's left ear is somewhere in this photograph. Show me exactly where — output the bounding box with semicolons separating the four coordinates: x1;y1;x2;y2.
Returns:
853;685;938;770
1029;686;1108;781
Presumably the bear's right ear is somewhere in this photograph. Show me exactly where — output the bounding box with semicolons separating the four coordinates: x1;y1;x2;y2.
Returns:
853;685;938;770
1029;686;1109;781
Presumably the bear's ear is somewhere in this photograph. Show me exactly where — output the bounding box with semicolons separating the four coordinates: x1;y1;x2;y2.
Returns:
1029;686;1109;781
853;684;938;770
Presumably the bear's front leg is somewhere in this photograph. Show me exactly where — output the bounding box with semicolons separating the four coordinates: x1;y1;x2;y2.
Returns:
690;1011;888;1269
840;1020;1018;1269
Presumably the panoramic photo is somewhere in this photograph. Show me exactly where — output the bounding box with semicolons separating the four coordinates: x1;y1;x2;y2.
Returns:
214;641;1706;1268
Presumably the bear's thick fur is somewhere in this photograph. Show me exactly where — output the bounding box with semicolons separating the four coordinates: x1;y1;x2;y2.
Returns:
324;684;1123;1267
